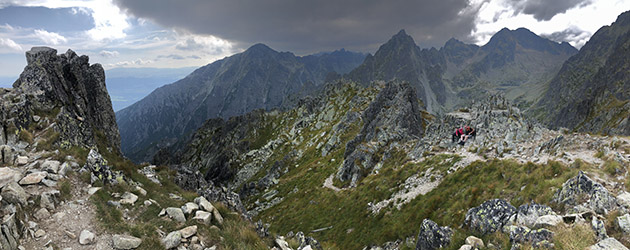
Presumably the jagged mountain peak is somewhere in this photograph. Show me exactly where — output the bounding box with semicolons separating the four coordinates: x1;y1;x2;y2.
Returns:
386;29;416;47
483;27;577;55
242;43;279;57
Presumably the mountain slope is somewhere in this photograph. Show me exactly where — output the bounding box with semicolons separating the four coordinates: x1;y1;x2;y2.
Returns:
169;77;630;249
533;10;630;135
116;45;365;162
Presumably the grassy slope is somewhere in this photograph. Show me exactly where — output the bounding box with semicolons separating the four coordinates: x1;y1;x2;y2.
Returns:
228;83;596;249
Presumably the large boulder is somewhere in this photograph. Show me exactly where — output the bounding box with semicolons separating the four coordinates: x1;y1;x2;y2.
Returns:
0;168;23;189
553;171;618;214
464;199;516;235
416;219;453;250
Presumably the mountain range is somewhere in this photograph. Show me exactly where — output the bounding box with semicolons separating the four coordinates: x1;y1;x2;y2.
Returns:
116;46;366;162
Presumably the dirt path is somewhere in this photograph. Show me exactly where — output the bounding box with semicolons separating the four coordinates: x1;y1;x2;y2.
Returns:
20;175;113;250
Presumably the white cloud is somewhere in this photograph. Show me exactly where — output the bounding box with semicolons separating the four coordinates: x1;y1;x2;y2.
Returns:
0;37;22;51
99;50;120;57
13;0;131;41
106;58;153;67
174;33;233;54
470;0;629;48
34;29;67;45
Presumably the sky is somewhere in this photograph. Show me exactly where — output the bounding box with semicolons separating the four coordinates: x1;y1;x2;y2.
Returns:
0;0;629;79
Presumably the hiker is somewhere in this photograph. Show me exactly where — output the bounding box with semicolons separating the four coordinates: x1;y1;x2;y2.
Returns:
452;127;465;143
458;126;475;145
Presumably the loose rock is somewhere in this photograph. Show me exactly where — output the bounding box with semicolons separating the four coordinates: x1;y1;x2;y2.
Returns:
112;234;142;249
79;230;95;245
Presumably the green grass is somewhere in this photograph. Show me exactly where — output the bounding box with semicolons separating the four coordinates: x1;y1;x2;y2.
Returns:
255;153;583;249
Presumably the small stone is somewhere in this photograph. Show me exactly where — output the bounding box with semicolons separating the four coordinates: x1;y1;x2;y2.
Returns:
112;234;142;249
617;214;630;234
41;179;57;187
274;236;291;250
34;229;46;238
212;209;224;225
120;192;139;205
534;215;563;228
166;207;186;222
135;186;147;196
193;211;212;225
0;167;22;189
181;202;199;215
465;236;484;248
589;237;629;250
65;230;76;239
458;245;473;250
159;209;166;216
144;200;152;206
41;160;61;174
16;156;28;165
1;181;29;205
19;171;47;185
179;225;198;238
162;231;182;249
79;229;96;245
194;196;215;212
34;208;51;221
88;187;102;196
59;162;72;176
33;115;41;122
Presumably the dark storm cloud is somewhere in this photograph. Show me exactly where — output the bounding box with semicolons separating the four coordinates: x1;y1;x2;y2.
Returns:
509;0;593;21
114;0;479;53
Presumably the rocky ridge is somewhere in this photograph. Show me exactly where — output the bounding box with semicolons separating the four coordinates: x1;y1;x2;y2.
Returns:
1;47;268;250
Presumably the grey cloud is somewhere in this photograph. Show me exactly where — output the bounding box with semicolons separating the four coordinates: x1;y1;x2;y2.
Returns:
543;27;592;48
175;38;204;51
114;0;478;53
509;0;593;21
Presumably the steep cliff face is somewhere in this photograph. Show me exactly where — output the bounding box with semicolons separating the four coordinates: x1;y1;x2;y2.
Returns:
2;47;120;155
533;11;630;135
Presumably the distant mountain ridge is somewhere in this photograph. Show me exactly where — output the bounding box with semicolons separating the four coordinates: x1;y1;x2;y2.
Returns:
116;45;366;162
533;10;630;135
348;28;577;113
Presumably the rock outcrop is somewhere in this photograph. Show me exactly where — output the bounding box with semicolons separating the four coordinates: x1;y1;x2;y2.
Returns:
415;219;453;250
464;199;516;235
553;171;619;215
9;47;120;153
337;81;425;186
